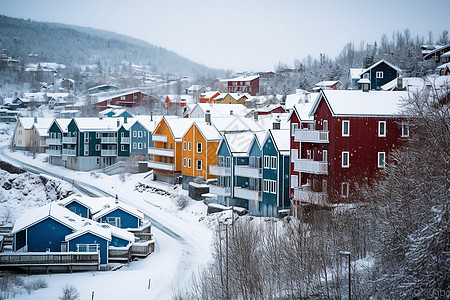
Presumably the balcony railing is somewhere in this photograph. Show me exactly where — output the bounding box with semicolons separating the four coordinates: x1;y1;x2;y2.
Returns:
101;137;118;144
147;160;174;171
62;137;77;144
234;165;262;178
294;129;329;143
46;149;61;156
293;187;328;206
62;149;76;156
209;184;231;196
152;134;167;142
101;149;118;156
121;137;130;144
234;187;261;201
46;138;62;146
294;159;328;174
0;252;100;267
209;165;231;177
148;147;174;157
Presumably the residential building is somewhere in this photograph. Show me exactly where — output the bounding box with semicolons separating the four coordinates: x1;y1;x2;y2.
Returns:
46;118;72;166
30;118;54;154
199;91;220;103
186;103;251;119
359;60;401;90
313;80;340;90
221;75;260;96
214;93;250;105
94;89;148;110
13;117;37;150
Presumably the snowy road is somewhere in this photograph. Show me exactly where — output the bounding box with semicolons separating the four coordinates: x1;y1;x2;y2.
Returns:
0;146;212;299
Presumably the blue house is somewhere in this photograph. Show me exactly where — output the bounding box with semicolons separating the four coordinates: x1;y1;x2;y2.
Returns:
260;128;291;217
65;227;111;264
129;115;167;160
359;60;401;90
93;203;144;229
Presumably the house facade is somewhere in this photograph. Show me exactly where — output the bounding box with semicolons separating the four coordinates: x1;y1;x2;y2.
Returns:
224;75;260;96
95;90;148;110
359;60;401;90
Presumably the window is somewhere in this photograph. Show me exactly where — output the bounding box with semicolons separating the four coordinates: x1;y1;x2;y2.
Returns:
84;145;89;156
184;141;187;150
264;155;270;169
77;244;98;253
95;144;100;151
218;156;224;167
270;180;277;194
291;123;298;136
376;71;383;78
138;143;143;149
121;132;124;138
134;95;138;100
196;160;202;170
84;133;89;143
120;96;126;100
323;150;328;162
291;175;298;188
106;217;121;227
291;149;298;162
188;158;191;168
188;142;191;151
197;142;202;153
133;142;137;149
97;158;100;165
323;120;328;131
378;121;386;137
401;123;409;137
378;152;386;168
263;179;269;192
170;143;173;149
138;131;143;138
96;132;101;139
226;157;231;168
133;131;137;137
271;156;277;169
121;145;125;151
342;120;349;136
342;151;349;168
184;158;187;167
341;182;349;197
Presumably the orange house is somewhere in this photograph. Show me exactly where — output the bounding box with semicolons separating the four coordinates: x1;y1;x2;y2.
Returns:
199;91;221;103
181;122;222;188
149;117;201;184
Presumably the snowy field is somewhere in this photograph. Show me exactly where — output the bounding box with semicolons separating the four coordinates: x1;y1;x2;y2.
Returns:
0;132;215;299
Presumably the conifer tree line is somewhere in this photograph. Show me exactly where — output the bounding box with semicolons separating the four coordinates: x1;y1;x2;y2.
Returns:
173;85;449;299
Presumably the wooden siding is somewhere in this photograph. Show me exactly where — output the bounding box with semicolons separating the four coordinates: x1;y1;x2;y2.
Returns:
67;232;109;264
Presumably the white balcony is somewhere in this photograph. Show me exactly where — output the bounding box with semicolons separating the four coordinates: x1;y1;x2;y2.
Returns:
148;147;174;157
294;159;328;174
152;134;167;142
62;137;77;144
234;187;261;201
39;140;47;147
209;184;231;197
101;137;118;144
101;149;118;156
234;165;262;178
293;188;328;206
147;161;174;171
294;129;329;143
62;149;76;156
46;149;61;156
46;138;62;146
121;137;130;144
209;165;231;177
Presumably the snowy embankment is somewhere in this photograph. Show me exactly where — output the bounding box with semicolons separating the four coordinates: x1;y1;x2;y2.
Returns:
0;146;213;300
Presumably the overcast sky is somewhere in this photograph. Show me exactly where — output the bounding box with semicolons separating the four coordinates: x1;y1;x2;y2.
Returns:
1;0;449;71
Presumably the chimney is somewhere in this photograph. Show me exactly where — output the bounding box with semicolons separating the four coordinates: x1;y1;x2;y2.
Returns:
150;112;153;121
273;117;281;130
253;111;258;121
229;110;233;115
34;116;37;123
205;110;211;125
117;120;120;127
115;194;119;204
397;77;404;91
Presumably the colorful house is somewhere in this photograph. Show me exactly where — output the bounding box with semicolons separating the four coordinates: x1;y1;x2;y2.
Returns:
29;118;54;153
221;75;260;96
46;118;71;166
13;117;35;150
186;103;251;118
215;93;250;105
199;91;221;103
291;90;410;209
94;90;148;110
359;60;401;90
181;121;222;189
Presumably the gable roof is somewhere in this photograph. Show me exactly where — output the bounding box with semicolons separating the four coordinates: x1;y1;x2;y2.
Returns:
263;129;290;155
65;224;112;242
188;103;251;118
361;59;402;74
164;117;203;141
192;122;222;141
92;202;144;222
72;117;123;132
350;68;365;80
310;90;409;117
221;75;259;82
223;132;256;156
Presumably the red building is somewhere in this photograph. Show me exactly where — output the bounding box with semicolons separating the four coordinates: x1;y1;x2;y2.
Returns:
290;90;410;212
95;90;148;110
199;91;221;103
223;75;259;96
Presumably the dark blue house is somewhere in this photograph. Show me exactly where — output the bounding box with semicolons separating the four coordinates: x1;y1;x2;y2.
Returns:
359;59;401;90
65;228;111;264
93;204;143;229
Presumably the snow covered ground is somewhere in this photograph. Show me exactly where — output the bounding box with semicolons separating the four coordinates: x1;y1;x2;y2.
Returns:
0;145;213;300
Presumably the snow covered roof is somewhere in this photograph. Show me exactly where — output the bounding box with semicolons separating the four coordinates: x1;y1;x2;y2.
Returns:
73;117;122;132
285;91;318;110
358;78;371;84
132;115;167;132
65;224;112;242
315;80;339;87
220;75;259;82
165;94;194;104
95;89;145;103
361;59;401;74
54;118;72;133
200;91;220;98
193;122;222;141
223;132;257;156
188;103;251;118
350;68;365;80
165;117;203;140
92;202;144;223
253;104;284;113
312;90;409;117
437;62;450;69
381;76;450;92
17;117;37;130
215;93;251;101
268;129;290;154
31;118;54;136
292;101;315;121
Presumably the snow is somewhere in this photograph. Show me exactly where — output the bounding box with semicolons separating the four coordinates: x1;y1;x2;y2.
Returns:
73;117;123;131
65;225;112;242
224;132;256;155
350;68;365;79
92;203;144;223
94;89;144;103
269;129;290;151
285;91;319;110
221;74;259;82
165;117;203;140
195;121;222;141
318;90;409;116
188;103;251;118
315;80;339;87
292;101;315;121
381;75;450;92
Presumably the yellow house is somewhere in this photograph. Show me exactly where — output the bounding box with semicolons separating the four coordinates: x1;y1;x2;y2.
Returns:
181;122;222;187
215;93;249;105
149;117;201;184
14;117;53;151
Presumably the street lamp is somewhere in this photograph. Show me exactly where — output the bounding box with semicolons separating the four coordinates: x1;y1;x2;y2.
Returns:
339;251;351;300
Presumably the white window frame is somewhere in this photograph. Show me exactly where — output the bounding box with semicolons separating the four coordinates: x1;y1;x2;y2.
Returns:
270;180;277;194
120;96;126;100
138;142;143;149
342;151;349;168
376;71;383;79
291;174;298;188
378;152;386;168
76;244;99;253
188;158;191;168
196;160;202;170
264;155;270;169
226;157;231;168
133;142;137;149
218;156;224;167
323;120;328;131
291;123;298;136
138;131;143;138
84;133;89;143
197;142;202;153
184;141;187;150
401;123;410;137
323;150;328;162
341;182;349;197
95;144;100;151
291;149;298;162
184;158;187;167
263;179;269;192
271;156;277;169
121;145;125;151
342;120;350;137
106;217;121;227
378;121;386;137
96;132;101;139
188;142;191;151
84;145;89;156
133;131;137;137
